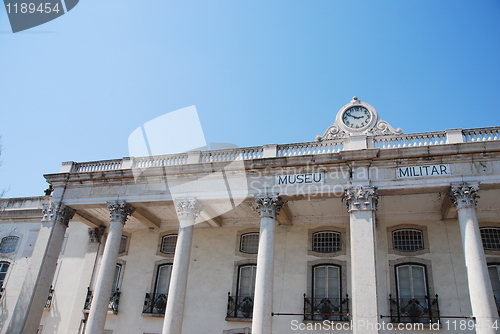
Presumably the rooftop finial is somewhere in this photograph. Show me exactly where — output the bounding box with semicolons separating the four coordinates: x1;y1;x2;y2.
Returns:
351;96;360;104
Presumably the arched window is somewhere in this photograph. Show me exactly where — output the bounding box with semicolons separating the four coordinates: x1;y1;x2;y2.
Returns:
0;236;19;253
0;261;10;287
312;231;341;253
160;234;178;254
392;229;424;251
239;233;259;254
480;227;500;250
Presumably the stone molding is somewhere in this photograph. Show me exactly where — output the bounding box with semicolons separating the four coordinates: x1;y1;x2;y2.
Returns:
107;201;135;224
343;186;378;212
88;226;105;243
255;194;283;218
175;198;203;221
449;182;479;209
42;202;75;226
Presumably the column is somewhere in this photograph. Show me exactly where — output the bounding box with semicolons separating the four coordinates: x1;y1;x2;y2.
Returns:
252;194;282;334
7;202;75;334
343;186;379;334
450;183;498;334
86;201;134;334
162;198;202;334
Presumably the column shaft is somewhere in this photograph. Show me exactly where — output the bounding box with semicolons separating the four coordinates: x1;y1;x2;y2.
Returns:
6;202;74;334
85;202;133;334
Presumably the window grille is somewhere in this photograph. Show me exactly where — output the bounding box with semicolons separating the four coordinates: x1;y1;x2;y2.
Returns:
312;231;341;253
0;236;19;253
119;236;127;254
160;235;177;254
481;227;500;250
392;229;423;251
240;233;259;254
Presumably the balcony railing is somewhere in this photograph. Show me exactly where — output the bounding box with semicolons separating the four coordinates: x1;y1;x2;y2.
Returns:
45;285;54;309
83;287;121;314
142;293;168;316
0;284;4;300
303;294;350;321
226;293;254;319
389;294;440;323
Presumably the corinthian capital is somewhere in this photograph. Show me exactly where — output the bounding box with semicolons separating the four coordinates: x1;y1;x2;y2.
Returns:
175;198;203;222
255;194;283;218
42;202;75;226
107;201;135;224
343;186;378;212
450;182;479;209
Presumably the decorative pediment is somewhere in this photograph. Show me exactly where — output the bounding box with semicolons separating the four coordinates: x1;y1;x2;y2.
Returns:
316;97;402;141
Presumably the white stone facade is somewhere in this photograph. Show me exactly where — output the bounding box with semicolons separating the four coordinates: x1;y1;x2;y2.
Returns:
1;99;500;334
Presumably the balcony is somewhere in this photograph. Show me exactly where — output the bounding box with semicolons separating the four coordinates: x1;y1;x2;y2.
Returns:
45;285;54;309
389;294;440;323
226;293;254;319
303;294;350;321
142;293;168;316
83;287;121;314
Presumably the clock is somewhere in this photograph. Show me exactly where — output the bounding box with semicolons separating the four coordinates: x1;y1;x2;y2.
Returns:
342;106;371;129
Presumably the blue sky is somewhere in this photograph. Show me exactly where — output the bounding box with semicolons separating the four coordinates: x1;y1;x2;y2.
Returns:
1;0;499;198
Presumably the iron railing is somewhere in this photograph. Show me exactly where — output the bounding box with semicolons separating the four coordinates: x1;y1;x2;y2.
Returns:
142;293;168;315
389;294;440;323
0;284;4;300
303;294;350;321
45;285;54;309
83;287;121;314
227;293;254;318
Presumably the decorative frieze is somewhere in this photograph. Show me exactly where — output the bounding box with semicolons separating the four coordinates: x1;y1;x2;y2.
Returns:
107;201;135;224
42;202;75;226
343;186;378;212
255;194;283;218
175;198;203;221
450;182;479;209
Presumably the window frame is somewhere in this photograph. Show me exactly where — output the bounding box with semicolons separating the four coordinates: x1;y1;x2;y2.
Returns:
157;231;178;258
159;234;178;255
308;226;346;257
0;235;20;255
0;261;11;288
487;262;500;314
239;233;259;255
235;228;260;258
118;232;131;256
480;224;500;255
387;225;429;256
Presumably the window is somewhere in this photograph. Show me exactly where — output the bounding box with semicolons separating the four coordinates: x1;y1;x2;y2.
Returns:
487;264;500;313
239;233;259;254
143;263;173;315
391;263;438;323
393;229;424;251
109;264;122;314
0;261;10;287
481;227;500;251
227;264;256;318
312;231;341;253
160;235;177;254
0;236;19;253
119;236;128;254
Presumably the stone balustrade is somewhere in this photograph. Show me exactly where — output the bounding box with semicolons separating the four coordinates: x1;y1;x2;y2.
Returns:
60;126;500;173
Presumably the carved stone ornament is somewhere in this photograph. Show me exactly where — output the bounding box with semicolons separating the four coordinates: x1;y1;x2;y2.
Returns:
107;201;135;224
42;202;75;226
88;226;105;243
255;194;283;218
343;186;378;212
175;198;203;221
449;182;479;209
316;97;402;141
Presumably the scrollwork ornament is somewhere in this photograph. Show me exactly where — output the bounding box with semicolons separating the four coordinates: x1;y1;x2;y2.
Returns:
175;198;203;221
42;202;75;226
449;182;479;209
343;186;378;212
255;194;283;218
108;201;135;224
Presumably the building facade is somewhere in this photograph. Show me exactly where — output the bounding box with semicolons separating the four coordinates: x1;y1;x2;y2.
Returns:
0;98;499;334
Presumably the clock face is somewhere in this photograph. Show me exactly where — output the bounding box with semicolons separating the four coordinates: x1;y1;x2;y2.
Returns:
342;106;371;129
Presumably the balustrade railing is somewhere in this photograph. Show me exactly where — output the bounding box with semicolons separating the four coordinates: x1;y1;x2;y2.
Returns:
142;292;168;315
463;127;500;142
201;146;263;162
75;160;122;172
278;141;344;157
226;293;254;319
133;154;188;168
373;132;447;149
303;294;350;321
389;294;440;324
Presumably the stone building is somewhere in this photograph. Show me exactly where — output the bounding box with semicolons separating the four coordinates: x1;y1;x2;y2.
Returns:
0;97;499;334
